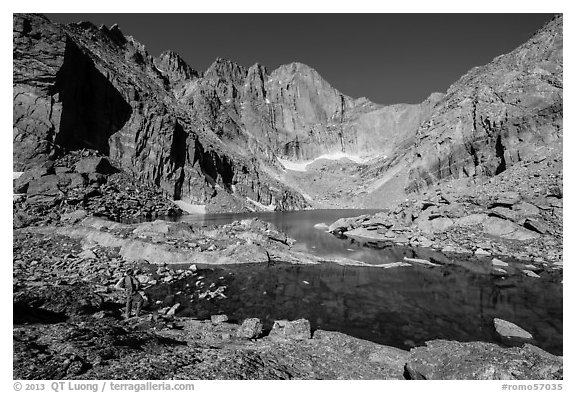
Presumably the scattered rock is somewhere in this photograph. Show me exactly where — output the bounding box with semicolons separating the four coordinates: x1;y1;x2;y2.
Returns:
211;315;229;324
494;318;534;346
236;318;263;339
166;303;180;317
491;258;508;267
474;248;491;257
523;218;549;234
60;209;87;223
75;157;116;175
417;217;454;234
78;249;97;260
490;192;522;208
269;319;312;340
522;270;541;278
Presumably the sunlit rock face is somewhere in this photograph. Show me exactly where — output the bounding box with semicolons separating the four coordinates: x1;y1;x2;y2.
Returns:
405;16;562;193
13;14;562;210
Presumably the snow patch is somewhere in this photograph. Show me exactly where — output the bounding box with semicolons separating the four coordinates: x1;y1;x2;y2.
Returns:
278;152;367;172
172;200;206;215
246;197;276;212
13;172;24;180
265;98;271;104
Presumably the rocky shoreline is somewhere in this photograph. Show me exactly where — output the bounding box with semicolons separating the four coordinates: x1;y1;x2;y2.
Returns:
13;147;563;380
327;149;563;274
13;236;563;379
13;212;563;380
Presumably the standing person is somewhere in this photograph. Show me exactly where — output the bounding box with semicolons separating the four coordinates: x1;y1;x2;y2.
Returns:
115;268;144;319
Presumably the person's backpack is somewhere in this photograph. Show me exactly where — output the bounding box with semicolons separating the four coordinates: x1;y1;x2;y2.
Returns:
124;275;140;293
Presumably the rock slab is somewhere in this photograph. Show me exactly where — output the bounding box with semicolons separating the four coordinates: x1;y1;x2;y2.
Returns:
405;340;562;380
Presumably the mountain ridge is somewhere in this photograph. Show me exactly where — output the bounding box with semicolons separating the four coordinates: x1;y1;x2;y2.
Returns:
13;13;562;212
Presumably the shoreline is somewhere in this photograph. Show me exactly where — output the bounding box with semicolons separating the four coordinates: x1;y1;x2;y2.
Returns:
12;223;563;379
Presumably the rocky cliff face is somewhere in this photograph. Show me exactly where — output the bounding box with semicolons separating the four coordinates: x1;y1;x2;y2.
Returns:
13;14;310;211
405;16;562;193
13;14;562;212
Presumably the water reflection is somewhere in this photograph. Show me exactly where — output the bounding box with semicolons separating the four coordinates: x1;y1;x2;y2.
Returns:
179;209;409;264
160;210;563;355
148;262;562;355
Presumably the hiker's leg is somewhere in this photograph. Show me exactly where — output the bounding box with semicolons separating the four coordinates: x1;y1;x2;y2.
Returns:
134;294;143;317
125;295;133;318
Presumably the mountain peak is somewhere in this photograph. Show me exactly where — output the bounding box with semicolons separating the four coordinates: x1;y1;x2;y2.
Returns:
155;50;199;83
205;57;247;81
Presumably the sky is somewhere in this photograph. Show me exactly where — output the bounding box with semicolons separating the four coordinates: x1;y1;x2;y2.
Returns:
45;13;555;105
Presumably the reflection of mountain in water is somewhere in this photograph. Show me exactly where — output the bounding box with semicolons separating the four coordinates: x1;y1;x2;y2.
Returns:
150;262;562;355
180;209;416;263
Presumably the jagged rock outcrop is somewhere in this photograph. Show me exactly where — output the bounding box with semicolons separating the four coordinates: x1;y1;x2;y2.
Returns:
13;14;562;211
405;16;562;192
13;14;308;212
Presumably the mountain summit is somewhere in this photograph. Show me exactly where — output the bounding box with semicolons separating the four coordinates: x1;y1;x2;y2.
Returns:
13;14;562;212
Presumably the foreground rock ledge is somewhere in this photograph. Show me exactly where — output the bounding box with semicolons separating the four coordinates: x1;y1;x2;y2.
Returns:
405;340;562;380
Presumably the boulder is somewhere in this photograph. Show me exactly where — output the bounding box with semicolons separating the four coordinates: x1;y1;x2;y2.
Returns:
13;164;55;193
491;258;509;267
522;270;541;278
405;340;562;380
494;318;534;346
482;217;540;241
78;249;97;260
513;201;541;217
166;303;180;317
417;217;454;234
60;209;87;223
75;157;116;175
455;214;488;227
328;216;368;233
490;192;522;208
236;318;263;339
269;318;311;340
344;227;388;241
211;314;229;324
59;172;87;188
523;218;549;234
26;174;61;196
488;207;517;222
474;248;491;257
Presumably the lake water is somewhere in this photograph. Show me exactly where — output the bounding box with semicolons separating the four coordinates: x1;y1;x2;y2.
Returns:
152;209;562;355
177;209;428;264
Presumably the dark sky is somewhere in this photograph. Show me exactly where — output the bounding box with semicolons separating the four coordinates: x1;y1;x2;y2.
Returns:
46;13;555;105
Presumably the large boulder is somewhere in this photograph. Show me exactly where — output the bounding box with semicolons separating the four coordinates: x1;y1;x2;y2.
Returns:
454;214;488;227
13;162;55;193
513;201;541;217
269;318;311;340
328;216;368;234
416;217;454;234
482;217;540;241
26;174;61;196
405;340;562;380
75;157;116;175
490;192;522;208
523;218;549;234
236;318;263;339
494;318;535;346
